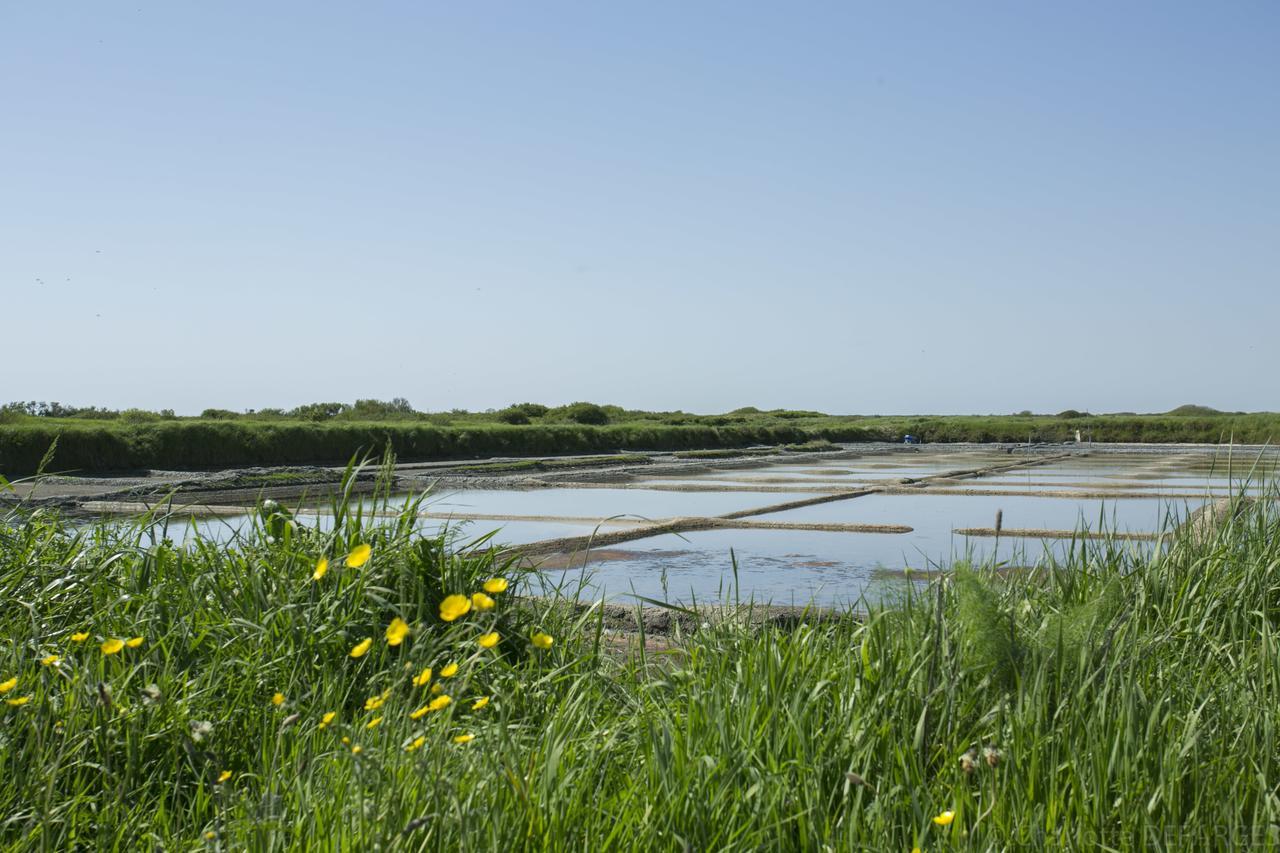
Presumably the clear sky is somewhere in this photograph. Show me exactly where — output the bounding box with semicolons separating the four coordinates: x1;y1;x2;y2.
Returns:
2;2;1277;416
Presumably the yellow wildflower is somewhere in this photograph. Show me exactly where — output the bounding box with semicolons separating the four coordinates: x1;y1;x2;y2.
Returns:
438;594;471;622
0;677;15;694
216;770;232;784
5;696;31;707
405;735;426;752
471;592;495;611
341;736;350;744
205;831;217;840
364;691;390;712
351;745;363;755
41;655;61;667
478;632;500;649
70;632;90;642
428;695;452;712
531;632;554;650
385;617;410;646
366;716;383;729
483;577;509;594
312;557;329;581
349;638;373;658
272;692;285;706
101;639;124;655
430;683;444;695
452;733;475;744
932;810;955;826
319;711;337;729
440;662;459;678
471;696;490;710
346;544;372;568
412;667;432;687
125;637;144;648
409;704;430;720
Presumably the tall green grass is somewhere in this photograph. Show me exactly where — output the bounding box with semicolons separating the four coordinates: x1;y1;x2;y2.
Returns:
0;421;888;476
2;468;1278;849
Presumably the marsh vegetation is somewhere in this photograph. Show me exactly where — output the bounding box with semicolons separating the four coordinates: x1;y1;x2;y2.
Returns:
2;459;1278;849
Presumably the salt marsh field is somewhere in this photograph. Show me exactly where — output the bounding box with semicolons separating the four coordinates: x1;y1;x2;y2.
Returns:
97;445;1277;608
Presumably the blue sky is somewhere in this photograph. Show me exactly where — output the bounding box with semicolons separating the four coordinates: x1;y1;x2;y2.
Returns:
2;2;1277;415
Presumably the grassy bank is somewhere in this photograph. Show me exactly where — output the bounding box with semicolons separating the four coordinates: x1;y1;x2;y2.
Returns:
2;407;1279;476
2;468;1278;849
0;421;883;476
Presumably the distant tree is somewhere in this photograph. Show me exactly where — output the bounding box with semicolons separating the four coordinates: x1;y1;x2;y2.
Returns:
1167;404;1222;416
288;402;348;421
200;408;241;420
560;402;609;425
496;407;531;425
509;402;549;418
348;399;416;419
1056;409;1088;419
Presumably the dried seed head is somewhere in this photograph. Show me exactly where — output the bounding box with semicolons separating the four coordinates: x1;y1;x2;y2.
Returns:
279;713;302;732
959;749;978;775
983;745;1003;768
190;720;214;743
97;682;113;709
845;772;876;793
141;684;163;705
402;817;430;835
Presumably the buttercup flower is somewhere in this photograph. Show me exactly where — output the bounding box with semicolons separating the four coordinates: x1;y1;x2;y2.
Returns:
346;544;372;568
439;595;471;622
349;638;373;658
410;704;431;720
471;696;490;711
531;632;554;650
932;810;955;826
405;735;426;752
412;667;432;687
482;577;509;594
366;716;383;729
272;692;285;706
41;655;60;667
216;770;232;784
101;639;124;655
70;632;89;643
385;618;410;646
312;557;329;581
428;695;452;712
0;677;16;694
471;592;495;611
440;663;459;678
5;696;31;707
319;711;337;729
452;733;475;744
125;637;144;648
478;632;500;649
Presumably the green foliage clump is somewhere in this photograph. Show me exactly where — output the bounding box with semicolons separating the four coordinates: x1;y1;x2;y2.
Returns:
495;408;530;425
952;567;1017;690
507;402;549;419
288;402;348;421
558;402;610;425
